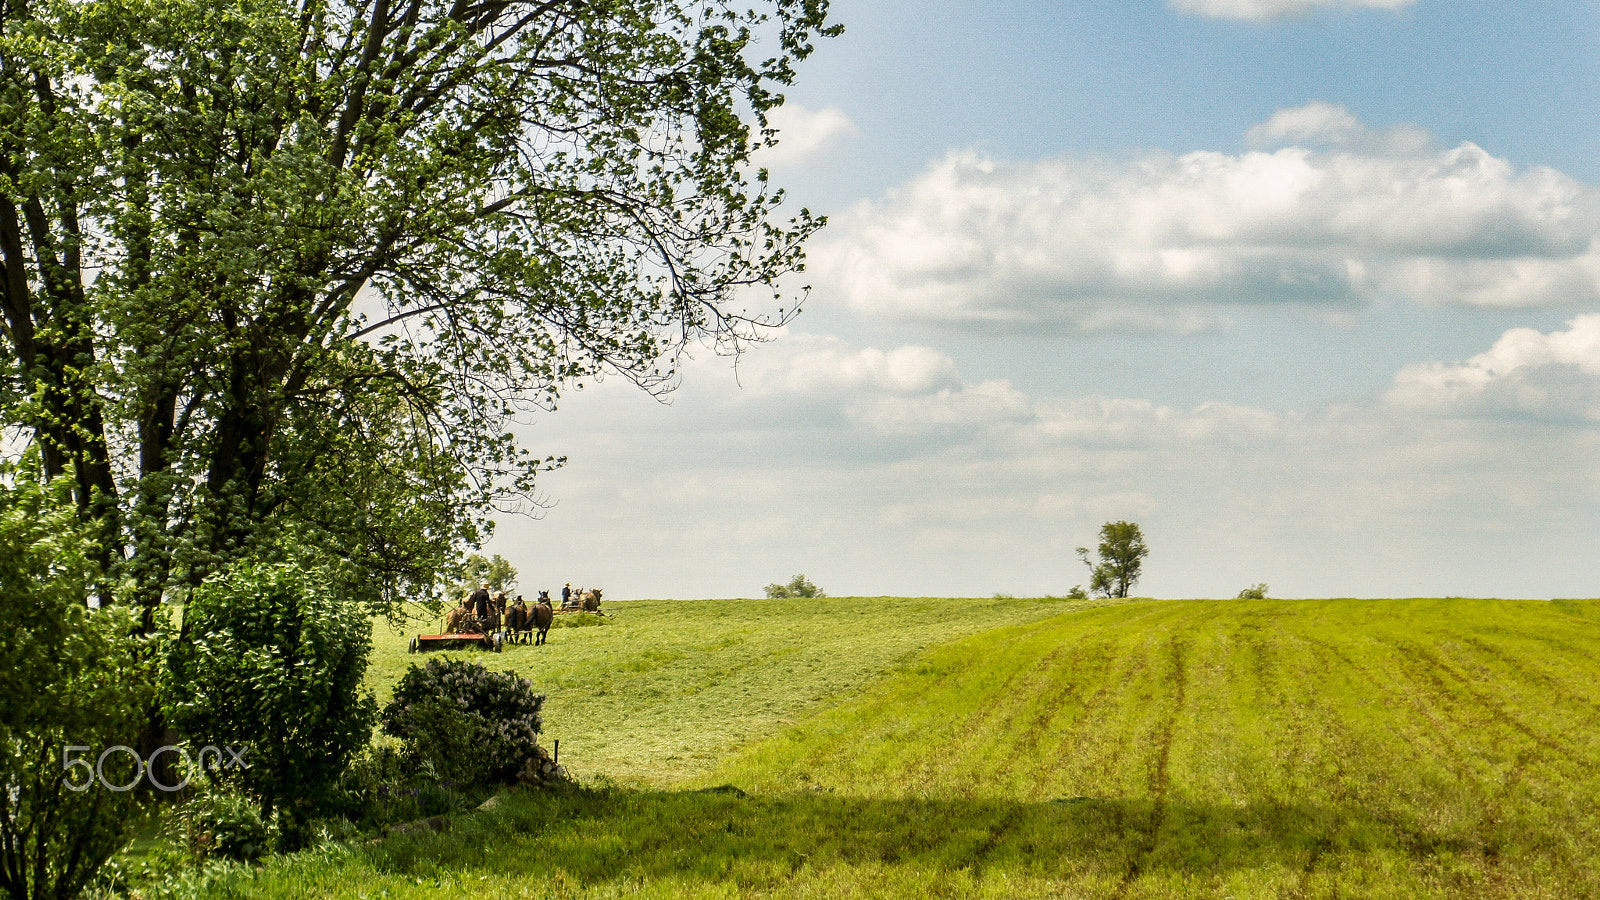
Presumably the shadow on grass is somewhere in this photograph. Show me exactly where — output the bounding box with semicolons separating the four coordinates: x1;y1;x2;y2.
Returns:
364;784;1513;887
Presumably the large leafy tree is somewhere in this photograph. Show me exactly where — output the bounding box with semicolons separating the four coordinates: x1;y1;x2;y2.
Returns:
0;0;838;622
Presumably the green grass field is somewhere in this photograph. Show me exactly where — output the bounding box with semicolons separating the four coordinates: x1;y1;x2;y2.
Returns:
368;595;1106;784
198;597;1600;899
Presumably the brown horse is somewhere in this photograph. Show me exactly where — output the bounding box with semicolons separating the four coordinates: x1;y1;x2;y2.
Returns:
580;588;603;612
533;596;554;645
504;596;530;644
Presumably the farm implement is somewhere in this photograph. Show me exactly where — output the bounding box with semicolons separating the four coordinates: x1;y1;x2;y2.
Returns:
409;629;504;653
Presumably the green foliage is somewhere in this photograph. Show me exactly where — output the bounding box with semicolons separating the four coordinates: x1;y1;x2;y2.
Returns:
1065;585;1089;600
0;460;154;900
174;784;275;863
0;0;842;620
764;574;825;598
380;658;546;786
1076;521;1149;599
322;746;485;834
451;553;517;600
1236;582;1269;599
552;612;615;628
165;562;377;817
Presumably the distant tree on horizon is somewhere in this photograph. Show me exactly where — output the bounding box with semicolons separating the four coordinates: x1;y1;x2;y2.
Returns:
455;553;518;599
1078;521;1149;599
766;574;826;599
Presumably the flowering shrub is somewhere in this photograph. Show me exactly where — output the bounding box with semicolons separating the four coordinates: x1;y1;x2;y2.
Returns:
381;658;545;785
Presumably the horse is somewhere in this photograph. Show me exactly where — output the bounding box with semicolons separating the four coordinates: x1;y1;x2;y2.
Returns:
504;596;530;644
444;602;471;633
580;588;603;612
533;594;554;645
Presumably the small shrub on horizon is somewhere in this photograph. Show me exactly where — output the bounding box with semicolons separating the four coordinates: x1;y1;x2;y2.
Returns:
1237;583;1270;600
765;574;826;599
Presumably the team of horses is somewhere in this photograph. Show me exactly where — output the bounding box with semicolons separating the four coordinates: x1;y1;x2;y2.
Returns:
442;587;603;646
500;592;556;645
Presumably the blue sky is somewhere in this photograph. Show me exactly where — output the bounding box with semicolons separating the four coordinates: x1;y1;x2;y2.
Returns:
489;0;1600;600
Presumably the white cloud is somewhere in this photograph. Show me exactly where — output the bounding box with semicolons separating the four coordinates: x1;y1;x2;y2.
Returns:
1246;101;1431;154
503;325;1600;599
739;336;962;398
815;109;1600;330
1170;0;1414;22
732;334;1033;440
1387;314;1600;421
757;104;856;167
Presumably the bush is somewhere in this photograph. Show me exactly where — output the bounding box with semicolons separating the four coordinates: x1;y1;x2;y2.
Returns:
321;746;483;833
165;561;378;821
381;658;545;786
0;460;154;900
1065;585;1089;600
1237;583;1270;600
554;612;614;628
765;574;825;599
175;784;275;863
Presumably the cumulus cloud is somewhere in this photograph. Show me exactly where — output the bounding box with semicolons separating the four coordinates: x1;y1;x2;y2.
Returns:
1387;315;1600;421
1246;101;1432;154
507;324;1600;599
757;104;855;167
738;336;962;398
733;334;1032;439
1170;0;1414;22
702;334;1305;459
815;108;1600;330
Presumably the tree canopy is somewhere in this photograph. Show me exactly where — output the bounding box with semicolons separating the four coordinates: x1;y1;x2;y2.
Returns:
765;573;823;599
1077;521;1149;599
453;552;517;598
0;0;840;618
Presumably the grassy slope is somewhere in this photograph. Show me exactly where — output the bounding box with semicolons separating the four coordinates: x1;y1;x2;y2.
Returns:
367;596;1107;785
217;598;1600;899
